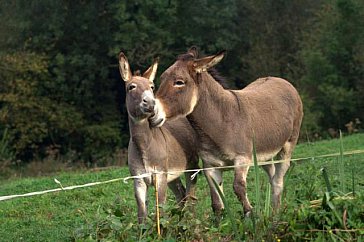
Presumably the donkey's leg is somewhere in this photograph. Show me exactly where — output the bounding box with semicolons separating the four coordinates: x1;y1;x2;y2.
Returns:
233;156;252;216
272;142;293;210
155;173;168;233
262;164;276;215
185;170;198;200
204;168;224;215
156;173;168;206
185;155;199;200
134;178;148;224
262;164;275;182
168;178;186;204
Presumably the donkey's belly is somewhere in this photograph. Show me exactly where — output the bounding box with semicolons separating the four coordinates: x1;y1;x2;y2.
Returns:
167;170;184;182
199;148;235;167
256;148;281;162
200;142;283;167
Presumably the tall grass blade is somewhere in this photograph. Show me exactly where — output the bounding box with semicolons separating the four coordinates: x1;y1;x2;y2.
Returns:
351;167;355;196
323;192;343;227
210;177;242;242
264;184;271;217
252;136;260;213
321;168;344;228
339;130;345;193
321;167;332;194
252;136;260;242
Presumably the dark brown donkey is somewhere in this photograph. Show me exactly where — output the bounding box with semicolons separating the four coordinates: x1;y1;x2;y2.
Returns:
119;52;199;223
150;47;303;216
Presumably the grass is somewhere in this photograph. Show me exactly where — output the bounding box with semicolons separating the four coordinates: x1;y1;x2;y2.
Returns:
0;133;363;241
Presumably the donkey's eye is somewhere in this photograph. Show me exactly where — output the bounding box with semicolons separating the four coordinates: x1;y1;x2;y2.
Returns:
150;85;155;91
174;80;185;87
128;83;137;91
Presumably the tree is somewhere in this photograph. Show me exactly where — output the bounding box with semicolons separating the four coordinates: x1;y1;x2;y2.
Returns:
231;0;322;88
0;1;125;161
0;52;84;159
300;0;364;132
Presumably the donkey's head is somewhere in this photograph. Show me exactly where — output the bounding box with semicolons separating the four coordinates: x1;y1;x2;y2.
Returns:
150;47;225;127
119;52;158;123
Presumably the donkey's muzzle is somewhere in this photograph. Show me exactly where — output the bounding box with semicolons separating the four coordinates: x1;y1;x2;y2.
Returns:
141;96;155;114
149;99;166;127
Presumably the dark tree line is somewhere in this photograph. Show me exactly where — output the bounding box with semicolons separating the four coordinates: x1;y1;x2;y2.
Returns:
0;0;363;163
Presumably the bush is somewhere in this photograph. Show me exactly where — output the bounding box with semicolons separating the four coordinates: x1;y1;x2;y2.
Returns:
83;123;125;164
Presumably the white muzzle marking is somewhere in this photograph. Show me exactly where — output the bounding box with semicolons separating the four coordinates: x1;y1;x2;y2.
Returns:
142;90;154;101
150;99;166;127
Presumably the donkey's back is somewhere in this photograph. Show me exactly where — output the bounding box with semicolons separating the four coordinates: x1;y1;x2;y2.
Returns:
236;77;303;154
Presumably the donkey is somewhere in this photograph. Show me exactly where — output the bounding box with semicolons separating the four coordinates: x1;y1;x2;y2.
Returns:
119;52;199;223
150;47;303;216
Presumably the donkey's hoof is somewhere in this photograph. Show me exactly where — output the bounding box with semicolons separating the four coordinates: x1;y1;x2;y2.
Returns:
212;209;225;225
244;210;252;218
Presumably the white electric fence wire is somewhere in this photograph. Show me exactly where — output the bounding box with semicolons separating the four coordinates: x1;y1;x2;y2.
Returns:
0;149;363;202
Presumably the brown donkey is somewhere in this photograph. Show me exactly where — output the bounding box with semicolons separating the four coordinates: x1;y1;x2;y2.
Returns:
150;47;303;216
119;52;199;223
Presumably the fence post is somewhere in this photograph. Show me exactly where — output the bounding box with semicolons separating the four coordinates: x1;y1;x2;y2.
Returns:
153;168;161;236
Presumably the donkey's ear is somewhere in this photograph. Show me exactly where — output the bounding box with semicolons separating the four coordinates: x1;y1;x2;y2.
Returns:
119;52;132;82
192;50;225;73
143;57;159;83
187;46;199;58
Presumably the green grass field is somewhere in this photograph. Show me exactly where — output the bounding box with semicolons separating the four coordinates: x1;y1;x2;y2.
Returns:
1;134;363;241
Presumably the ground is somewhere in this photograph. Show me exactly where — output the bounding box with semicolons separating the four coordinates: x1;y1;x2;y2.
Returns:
0;133;363;241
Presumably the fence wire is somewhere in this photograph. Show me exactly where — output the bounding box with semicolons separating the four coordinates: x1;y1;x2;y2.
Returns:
0;149;363;202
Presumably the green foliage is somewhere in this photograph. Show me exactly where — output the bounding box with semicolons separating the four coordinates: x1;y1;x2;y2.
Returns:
281;193;364;241
0;128;15;166
73;196;137;241
210;176;242;241
300;0;364;131
83;123;124;163
110;1;178;68
0;1;127;162
0;52;84;159
300;92;324;135
300;49;357;130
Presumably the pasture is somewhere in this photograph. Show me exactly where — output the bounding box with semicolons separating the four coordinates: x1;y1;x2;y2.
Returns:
0;133;363;241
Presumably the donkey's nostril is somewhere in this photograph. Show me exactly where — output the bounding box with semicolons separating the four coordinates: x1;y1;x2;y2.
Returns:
142;97;155;107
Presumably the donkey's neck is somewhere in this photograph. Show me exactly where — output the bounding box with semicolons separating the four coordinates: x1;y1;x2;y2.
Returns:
129;117;168;170
188;73;246;150
191;73;241;122
128;118;154;151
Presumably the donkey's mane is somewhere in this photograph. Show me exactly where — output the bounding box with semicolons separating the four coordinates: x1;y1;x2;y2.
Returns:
177;53;229;89
207;68;230;89
177;53;195;61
